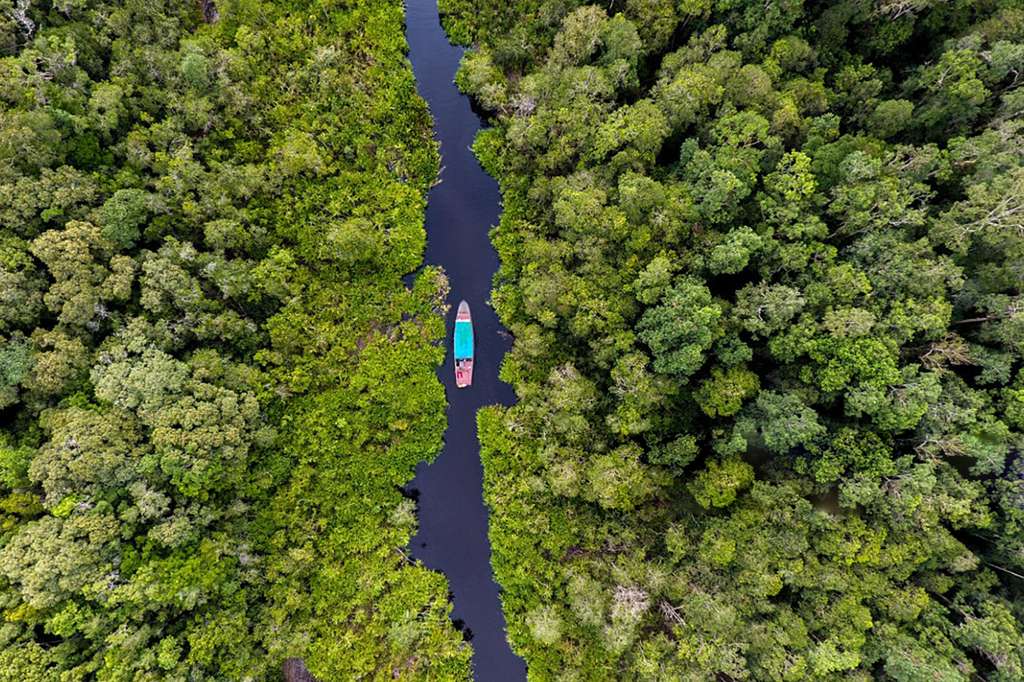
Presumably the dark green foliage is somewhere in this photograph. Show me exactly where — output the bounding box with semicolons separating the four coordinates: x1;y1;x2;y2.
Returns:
98;189;149;249
636;279;721;377
0;0;469;679
448;0;1024;678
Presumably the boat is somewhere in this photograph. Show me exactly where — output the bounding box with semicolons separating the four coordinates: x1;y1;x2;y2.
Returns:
454;300;474;388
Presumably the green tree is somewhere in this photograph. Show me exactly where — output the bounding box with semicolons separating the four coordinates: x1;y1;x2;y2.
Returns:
637;279;721;377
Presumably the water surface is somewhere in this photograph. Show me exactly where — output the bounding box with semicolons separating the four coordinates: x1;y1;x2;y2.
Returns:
404;1;526;679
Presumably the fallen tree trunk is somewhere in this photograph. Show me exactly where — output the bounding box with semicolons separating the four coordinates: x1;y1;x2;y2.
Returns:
198;0;218;23
282;658;317;682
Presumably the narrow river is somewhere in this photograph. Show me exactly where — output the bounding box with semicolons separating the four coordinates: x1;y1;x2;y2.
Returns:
404;1;527;679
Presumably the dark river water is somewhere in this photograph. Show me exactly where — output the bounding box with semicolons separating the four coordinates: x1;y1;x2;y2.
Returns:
404;1;526;679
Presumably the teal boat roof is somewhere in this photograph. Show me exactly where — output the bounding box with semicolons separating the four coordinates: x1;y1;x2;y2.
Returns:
454;319;473;359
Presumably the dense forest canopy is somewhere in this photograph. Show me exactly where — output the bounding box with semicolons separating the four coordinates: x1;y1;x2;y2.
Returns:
0;0;470;679
4;0;1024;679
441;0;1024;679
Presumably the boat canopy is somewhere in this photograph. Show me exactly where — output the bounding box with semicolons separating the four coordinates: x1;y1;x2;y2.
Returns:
454;320;473;359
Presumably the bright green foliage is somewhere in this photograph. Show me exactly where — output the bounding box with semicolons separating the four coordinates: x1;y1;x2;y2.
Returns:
694;366;759;417
0;1;468;679
688;456;754;508
446;0;1024;678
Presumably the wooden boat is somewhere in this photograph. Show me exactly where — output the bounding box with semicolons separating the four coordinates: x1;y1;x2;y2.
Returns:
454;301;474;388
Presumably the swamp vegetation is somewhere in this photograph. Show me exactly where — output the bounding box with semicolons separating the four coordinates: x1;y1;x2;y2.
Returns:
0;1;470;679
3;0;1024;680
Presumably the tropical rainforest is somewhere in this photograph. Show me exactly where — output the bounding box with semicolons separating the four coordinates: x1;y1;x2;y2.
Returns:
0;0;471;679
441;0;1024;680
3;0;1024;680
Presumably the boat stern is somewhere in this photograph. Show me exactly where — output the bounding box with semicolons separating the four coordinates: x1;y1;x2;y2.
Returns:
455;358;474;388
